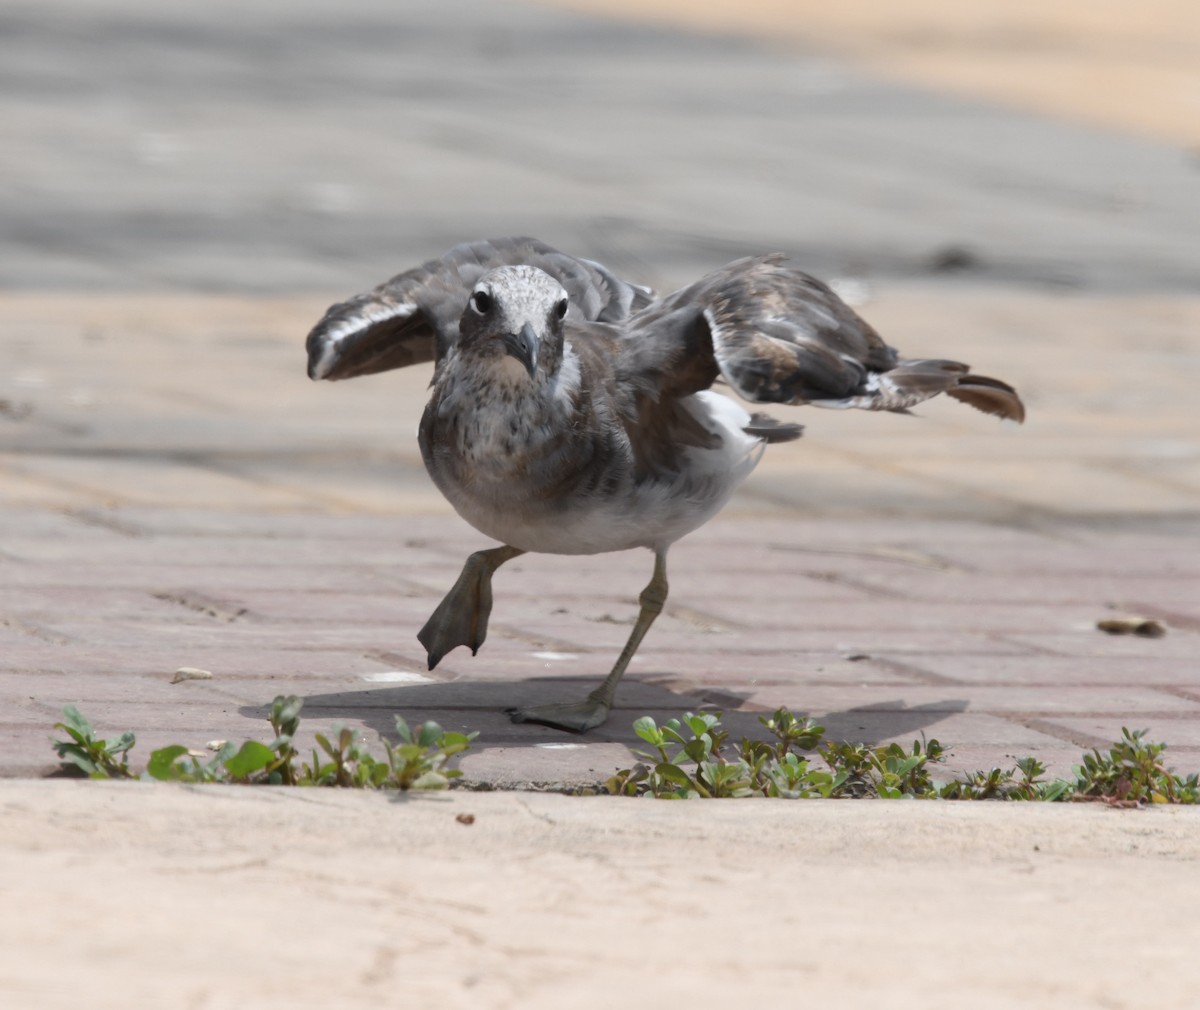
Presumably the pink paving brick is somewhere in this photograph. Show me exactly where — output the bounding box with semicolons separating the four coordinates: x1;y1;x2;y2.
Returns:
4;282;1200;787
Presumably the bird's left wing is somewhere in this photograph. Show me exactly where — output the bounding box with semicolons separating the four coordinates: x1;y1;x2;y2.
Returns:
622;254;1024;422
307;237;655;381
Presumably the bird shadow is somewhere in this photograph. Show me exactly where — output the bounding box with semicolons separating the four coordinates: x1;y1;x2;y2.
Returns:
236;676;969;766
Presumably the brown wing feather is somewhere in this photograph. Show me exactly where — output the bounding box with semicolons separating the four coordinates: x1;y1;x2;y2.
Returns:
305;292;436;381
632;255;1024;422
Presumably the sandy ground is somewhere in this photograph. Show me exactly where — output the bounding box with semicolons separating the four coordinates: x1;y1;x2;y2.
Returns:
552;0;1200;148
4;782;1200;1010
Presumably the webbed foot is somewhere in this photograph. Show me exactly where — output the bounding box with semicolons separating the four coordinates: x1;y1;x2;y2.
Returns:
507;694;611;733
417;545;523;669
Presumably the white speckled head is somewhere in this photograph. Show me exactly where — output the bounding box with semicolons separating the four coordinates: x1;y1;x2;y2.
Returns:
471;266;567;326
458;266;569;378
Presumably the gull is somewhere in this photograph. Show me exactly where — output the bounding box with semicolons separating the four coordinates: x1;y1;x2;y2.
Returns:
306;237;1024;732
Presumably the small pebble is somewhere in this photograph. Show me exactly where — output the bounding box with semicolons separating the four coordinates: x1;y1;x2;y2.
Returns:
1096;618;1167;638
455;813;476;826
172;666;213;683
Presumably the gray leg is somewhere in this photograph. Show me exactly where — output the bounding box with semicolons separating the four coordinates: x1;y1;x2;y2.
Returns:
417;545;524;669
509;549;668;733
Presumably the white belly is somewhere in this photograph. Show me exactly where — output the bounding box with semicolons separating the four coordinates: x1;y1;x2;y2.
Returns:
448;391;765;555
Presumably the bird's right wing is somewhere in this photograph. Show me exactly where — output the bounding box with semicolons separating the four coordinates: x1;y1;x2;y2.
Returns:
306;237;655;381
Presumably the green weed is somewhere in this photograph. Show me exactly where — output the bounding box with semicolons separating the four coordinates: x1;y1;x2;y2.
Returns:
52;706;137;779
605;708;1198;803
1072;727;1199;805
51;695;475;790
51;700;1199;804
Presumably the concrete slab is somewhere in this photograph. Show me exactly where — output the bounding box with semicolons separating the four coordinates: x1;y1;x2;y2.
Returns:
2;782;1199;1010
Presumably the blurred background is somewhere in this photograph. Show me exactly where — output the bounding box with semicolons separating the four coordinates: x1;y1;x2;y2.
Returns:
3;0;1198;295
562;0;1200;149
2;0;1198;518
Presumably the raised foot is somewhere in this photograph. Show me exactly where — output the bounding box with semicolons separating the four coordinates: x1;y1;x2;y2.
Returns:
507;696;611;734
417;545;522;670
416;588;487;670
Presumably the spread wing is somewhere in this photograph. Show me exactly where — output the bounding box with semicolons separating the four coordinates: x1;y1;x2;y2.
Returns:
623;254;1025;423
306;236;655;381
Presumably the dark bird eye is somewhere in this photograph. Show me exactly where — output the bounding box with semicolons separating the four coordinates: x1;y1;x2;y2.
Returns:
471;290;492;314
555;298;568;320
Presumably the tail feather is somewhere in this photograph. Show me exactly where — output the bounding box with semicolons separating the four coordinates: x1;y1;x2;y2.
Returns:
946;374;1026;423
857;360;1025;423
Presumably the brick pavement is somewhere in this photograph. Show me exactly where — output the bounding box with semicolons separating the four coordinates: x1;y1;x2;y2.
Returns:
1;1;1197;790
2;290;1197;786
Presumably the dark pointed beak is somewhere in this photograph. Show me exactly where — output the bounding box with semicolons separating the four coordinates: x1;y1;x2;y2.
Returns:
502;322;540;378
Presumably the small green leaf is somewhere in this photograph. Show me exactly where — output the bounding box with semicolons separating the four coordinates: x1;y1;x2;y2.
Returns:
417;721;445;748
270;695;304;733
632;716;661;745
438;732;473;756
146;745;190;781
53;723;88;747
393;743;422;762
393;716;413;744
108;730;136;755
223;740;275;778
410;770;449;790
661;725;689;747
654;762;695;790
55;747;102;778
683;736;712;764
58;705;94;740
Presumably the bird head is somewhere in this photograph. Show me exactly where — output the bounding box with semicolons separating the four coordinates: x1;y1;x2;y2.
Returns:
458;265;569;380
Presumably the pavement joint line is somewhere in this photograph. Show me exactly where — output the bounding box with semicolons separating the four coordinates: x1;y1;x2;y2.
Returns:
985;634;1070;657
858;656;966;686
1002;716;1122;752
